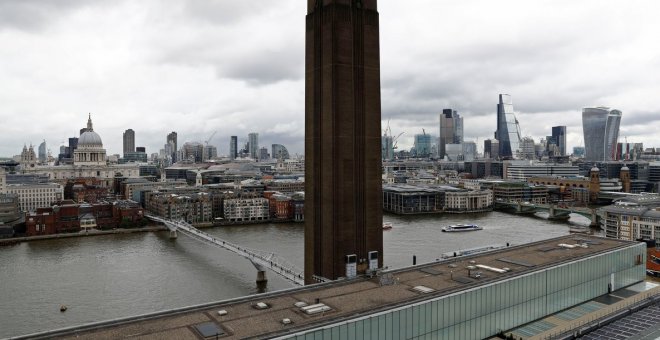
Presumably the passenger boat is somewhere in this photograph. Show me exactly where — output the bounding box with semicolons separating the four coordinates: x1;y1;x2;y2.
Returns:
441;224;482;232
382;222;393;230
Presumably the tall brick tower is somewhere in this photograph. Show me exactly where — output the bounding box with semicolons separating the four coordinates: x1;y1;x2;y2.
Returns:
304;0;383;284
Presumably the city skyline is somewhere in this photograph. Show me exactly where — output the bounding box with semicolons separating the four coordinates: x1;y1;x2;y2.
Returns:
2;1;660;157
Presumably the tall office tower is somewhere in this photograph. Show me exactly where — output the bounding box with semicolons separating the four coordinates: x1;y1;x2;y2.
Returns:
582;107;622;161
484;139;499;159
520;137;536;160
167;131;177;163
552;126;567;156
248;133;259;159
463;141;476;161
230;136;238;160
203;145;217;161
494;94;522;159
38;140;47;163
67;137;78;159
438;109;463;159
413;133;433;158
305;0;383;283
123;129;135;156
259;147;269;161
381;135;394;160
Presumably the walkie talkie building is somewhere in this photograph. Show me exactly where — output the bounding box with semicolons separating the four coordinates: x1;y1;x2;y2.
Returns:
582;107;622;161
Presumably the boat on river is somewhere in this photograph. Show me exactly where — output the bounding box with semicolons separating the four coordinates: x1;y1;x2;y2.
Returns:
383;222;393;230
441;224;482;232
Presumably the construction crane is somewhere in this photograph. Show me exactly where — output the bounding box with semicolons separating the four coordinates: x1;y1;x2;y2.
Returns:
204;131;217;146
392;132;404;150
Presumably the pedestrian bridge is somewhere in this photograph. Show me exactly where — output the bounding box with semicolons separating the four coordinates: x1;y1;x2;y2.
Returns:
145;214;306;286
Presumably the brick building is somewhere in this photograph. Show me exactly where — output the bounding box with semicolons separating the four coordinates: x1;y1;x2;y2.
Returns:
25;200;144;236
64;178;109;203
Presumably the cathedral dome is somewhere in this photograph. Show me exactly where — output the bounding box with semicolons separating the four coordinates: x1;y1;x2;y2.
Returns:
79;130;103;147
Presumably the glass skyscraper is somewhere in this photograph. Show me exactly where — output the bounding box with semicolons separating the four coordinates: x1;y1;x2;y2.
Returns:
248;132;259;160
229;136;238;160
495;94;522;159
438;109;463;159
413;134;432;158
551;126;566;156
582;107;622;161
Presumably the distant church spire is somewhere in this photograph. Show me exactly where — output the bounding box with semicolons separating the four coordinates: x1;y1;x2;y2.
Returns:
87;113;93;132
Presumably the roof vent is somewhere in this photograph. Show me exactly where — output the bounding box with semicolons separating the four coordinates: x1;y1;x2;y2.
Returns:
217;310;228;316
294;301;308;308
255;302;269;310
300;303;332;315
412;285;435;294
281;318;292;325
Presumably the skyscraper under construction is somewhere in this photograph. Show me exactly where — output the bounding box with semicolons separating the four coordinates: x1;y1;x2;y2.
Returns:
304;0;383;284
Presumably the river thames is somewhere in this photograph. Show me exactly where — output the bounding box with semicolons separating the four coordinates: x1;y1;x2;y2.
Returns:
0;211;594;338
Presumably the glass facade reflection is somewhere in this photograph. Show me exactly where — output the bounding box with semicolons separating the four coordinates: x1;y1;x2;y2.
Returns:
495;94;522;159
285;243;645;340
582;107;622;161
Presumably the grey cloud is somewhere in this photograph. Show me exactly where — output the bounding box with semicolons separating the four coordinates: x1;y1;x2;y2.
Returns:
182;1;267;26
220;49;303;86
0;0;96;31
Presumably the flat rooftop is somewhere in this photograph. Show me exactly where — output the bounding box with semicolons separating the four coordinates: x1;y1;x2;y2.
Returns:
35;235;636;340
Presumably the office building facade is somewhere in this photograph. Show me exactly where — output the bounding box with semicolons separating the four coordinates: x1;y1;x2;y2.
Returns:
230;136;238;160
582;107;622;161
305;0;383;283
123;129;135;156
438;109;463;159
414;134;433;158
552;126;566;156
167;131;178;163
382;135;394;161
272;144;290;160
484;139;499;159
38;140;47;163
248;133;259;159
495;94;522;159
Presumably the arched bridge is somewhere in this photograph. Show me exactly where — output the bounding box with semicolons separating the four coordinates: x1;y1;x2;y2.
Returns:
494;201;600;226
145;214;306;286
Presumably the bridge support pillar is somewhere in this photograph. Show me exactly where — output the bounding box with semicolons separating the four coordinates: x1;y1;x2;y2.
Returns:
256;270;267;284
169;230;178;239
548;205;570;220
589;211;599;228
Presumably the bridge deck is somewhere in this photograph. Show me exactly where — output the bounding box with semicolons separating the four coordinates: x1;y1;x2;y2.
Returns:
22;235;637;340
146;214;304;285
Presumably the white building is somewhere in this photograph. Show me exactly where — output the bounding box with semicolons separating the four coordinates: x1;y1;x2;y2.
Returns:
444;190;493;213
505;161;579;180
6;183;64;212
74;114;107;166
601;204;660;243
223;197;269;222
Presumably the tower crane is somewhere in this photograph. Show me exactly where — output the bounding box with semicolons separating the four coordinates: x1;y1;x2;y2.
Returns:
204;131;217;146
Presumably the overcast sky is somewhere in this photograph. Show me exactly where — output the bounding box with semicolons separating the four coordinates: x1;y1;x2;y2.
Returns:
1;0;660;158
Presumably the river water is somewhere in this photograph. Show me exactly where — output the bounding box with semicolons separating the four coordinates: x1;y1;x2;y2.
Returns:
0;212;594;338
